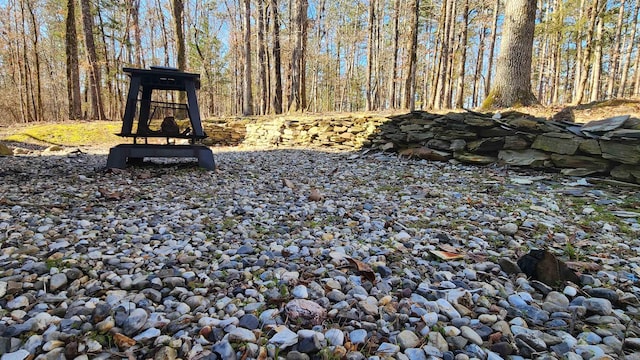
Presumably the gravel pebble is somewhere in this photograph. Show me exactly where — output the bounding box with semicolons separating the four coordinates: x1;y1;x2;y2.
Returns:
1;147;639;359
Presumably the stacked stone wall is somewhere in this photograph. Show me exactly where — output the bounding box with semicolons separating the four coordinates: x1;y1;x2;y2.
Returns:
202;111;640;183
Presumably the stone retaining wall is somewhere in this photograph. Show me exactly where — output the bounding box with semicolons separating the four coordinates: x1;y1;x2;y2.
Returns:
202;111;640;184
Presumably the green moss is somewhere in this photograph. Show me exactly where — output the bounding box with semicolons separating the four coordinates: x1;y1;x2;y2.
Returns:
2;122;121;146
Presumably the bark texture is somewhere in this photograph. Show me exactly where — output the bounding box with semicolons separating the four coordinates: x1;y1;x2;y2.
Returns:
483;0;538;109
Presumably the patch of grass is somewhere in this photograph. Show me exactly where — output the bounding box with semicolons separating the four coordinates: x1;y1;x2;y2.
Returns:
2;121;121;146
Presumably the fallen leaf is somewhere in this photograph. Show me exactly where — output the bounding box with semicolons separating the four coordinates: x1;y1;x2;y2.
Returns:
345;257;376;282
565;261;601;272
430;250;465;260
137;171;152;179
309;188;323;201
113;333;136;349
438;244;461;253
283;178;296;189
257;347;268;360
99;188;124;200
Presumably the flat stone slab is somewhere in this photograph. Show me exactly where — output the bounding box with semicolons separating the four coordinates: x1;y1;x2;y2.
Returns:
581;115;630;133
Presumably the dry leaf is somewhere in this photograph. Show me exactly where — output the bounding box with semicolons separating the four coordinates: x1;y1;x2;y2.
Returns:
430;250;465;260
257;346;268;360
113;333;136;349
283;178;296;189
137;171;152;179
99;188;124;200
345;257;376;282
565;261;601;272
438;244;461;253
309;189;323;201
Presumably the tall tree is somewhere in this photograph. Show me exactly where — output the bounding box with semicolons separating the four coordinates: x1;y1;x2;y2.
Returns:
257;0;268;115
485;0;500;97
483;0;538;108
79;0;106;120
455;0;469;108
65;0;82;120
271;0;283;114
288;0;308;112
388;0;400;109
573;0;601;104
173;0;186;70
620;0;640;97
404;0;419;110
242;0;253;115
606;0;625;98
366;0;376;111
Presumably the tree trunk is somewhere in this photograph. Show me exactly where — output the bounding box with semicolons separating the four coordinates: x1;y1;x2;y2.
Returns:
472;24;486;107
257;0;268;115
606;0;625;98
403;0;419;111
590;16;603;102
131;0;143;67
388;0;400;109
79;0;106;120
173;0;186;70
288;0;308;112
454;0;469;108
482;0;538;109
621;0;640;97
574;0;601;104
26;1;42;122
366;0;376;111
485;0;500;97
65;0;82;120
271;0;283;114
242;0;253;115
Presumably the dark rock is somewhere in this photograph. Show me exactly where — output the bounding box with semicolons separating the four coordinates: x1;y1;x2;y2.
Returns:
238;314;260;330
491;342;514;357
467;137;505;153
586;288;619;304
517;249;580;288
498;258;522;274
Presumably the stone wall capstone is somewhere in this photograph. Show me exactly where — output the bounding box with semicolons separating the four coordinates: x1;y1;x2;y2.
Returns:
202;111;640;184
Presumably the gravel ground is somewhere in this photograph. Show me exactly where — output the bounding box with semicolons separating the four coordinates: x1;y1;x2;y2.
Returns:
1;146;640;360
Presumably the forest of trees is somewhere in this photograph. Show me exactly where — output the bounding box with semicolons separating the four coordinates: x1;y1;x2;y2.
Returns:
1;0;639;123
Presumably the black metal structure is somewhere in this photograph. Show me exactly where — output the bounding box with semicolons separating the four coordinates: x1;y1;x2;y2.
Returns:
106;67;215;170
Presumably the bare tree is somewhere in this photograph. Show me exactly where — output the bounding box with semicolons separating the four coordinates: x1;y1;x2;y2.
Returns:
257;0;268;115
404;0;420;110
242;0;253;115
79;0;105;120
271;0;283;114
288;0;308;112
65;0;82;120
